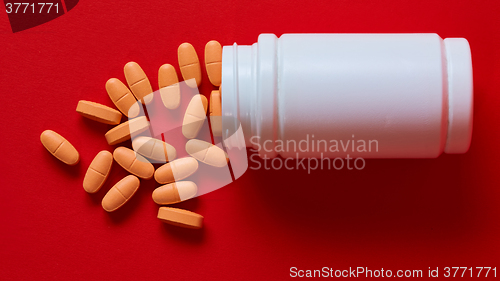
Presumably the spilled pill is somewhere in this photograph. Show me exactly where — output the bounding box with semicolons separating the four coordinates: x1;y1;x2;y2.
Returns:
132;136;176;163
76;100;122;125
154;157;199;184
152;181;198;205
178;43;202;87
105;78;140;117
124;62;154;105
40;130;80;165
158;64;181;109
182;94;208;139
157;207;204;229
102;175;140;212
205;40;222;86
104;116;150;145
185;139;228;167
209;90;222;137
113;146;154;179
158;64;179;87
83;150;113;193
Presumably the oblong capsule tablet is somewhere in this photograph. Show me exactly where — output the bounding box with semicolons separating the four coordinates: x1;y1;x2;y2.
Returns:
83;150;113;193
157;207;203;229
124;62;154;105
105;78;140;117
113;146;154;179
152;181;198;205
104;116;150;145
102;175;140;212
185;139;228;167
209;90;222;137
178;43;202;87
158;64;181;109
154;157;199;184
40;130;80;165
132;136;177;162
76;100;122;125
205;40;222;86
182;94;208;139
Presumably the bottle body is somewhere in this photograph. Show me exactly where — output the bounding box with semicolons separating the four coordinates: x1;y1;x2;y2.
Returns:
221;34;473;158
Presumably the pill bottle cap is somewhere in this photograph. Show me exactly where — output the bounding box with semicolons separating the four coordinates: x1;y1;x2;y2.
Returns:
444;38;473;154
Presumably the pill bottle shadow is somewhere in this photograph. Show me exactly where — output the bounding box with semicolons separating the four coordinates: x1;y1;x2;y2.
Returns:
241;155;474;243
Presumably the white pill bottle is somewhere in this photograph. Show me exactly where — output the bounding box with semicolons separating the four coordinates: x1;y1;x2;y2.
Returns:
220;34;473;159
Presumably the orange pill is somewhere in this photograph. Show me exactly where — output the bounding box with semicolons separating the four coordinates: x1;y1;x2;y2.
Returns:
209;90;222;137
178;43;202;87
131;136;177;163
104;116;150;145
40;130;79;165
105;78;140;118
205;40;222;86
83;150;113;193
157;207;204;229
102;175;140;212
76;100;122;125
185;139;228;167
124;62;154;105
158;64;181;109
113;146;154;179
182;94;208;139
152;181;198;205
154;157;199;184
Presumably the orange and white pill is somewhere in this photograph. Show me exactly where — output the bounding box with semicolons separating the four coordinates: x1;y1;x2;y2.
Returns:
209;90;222;137
158;64;181;109
178;43;202;87
124;62;154;105
40;130;79;165
157;207;203;229
152;181;198;205
105;78;140;117
205;40;222;86
104;116;150;145
154;157;199;184
132;136;177;162
113;147;154;179
182;94;208;139
185;139;228;167
102;175;140;212
76;100;122;125
83;150;113;193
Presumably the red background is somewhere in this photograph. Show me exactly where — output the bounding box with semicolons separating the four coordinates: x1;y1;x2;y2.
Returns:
1;0;499;280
